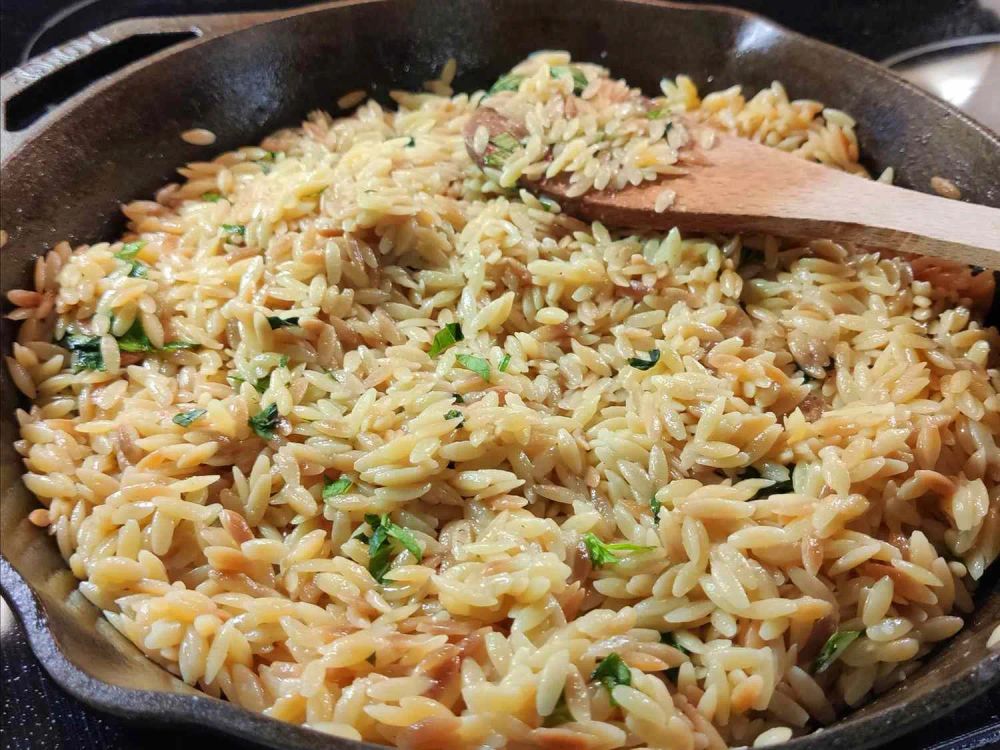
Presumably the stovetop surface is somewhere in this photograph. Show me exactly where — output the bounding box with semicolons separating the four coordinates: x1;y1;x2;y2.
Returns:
1;2;999;749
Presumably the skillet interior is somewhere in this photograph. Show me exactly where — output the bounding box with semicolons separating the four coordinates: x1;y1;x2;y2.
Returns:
1;1;998;748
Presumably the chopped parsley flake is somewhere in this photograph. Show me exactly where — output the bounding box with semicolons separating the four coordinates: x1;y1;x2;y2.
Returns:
498;353;511;372
201;192;222;202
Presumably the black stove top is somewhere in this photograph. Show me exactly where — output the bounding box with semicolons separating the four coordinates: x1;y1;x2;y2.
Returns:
1;2;999;750
1;0;998;72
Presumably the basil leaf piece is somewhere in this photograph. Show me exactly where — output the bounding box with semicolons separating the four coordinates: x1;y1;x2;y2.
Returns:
660;632;691;655
127;261;148;278
323;476;353;500
488;73;524;95
248;403;280;440
582;532;653;568
428;323;464;357
591;653;631;704
551;66;588;94
813;630;862;674
455;353;491;382
115;240;146;260
543;692;574;726
172;408;207;427
650;495;662;525
64;334;105;372
161;341;198;351
117;319;154;353
364;514;423;583
483;132;520;169
267;316;300;329
628;349;661;370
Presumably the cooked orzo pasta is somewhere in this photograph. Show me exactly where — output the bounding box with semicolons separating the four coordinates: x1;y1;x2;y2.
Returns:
7;51;999;749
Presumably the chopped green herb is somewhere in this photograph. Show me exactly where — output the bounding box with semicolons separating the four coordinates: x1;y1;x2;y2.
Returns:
483;132;520;169
248;403;280;441
323;476;354;500
650;495;662;525
456;353;491;381
278;354;289;368
428;323;464;357
538;195;560;213
444;409;464;427
364;514;423;583
543;692;574;726
813;630;862;674
221;224;246;236
452;393;465;404
406;136;416;147
115;241;149;278
660;632;691;655
161;341;198;351
116;319;154;353
64;333;105;372
550;66;588;95
201;192;222;202
228;372;268;394
628;349;661;371
172;408;207;427
115;240;146;260
646;107;665;119
591;653;631;704
582;532;653;568
741;466;795;500
488;73;524;95
127;261;148;278
267;316;300;329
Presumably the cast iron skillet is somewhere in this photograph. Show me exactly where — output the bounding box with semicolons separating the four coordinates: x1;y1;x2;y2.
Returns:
1;1;998;748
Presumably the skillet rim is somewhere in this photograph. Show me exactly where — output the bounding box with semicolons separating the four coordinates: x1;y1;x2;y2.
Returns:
1;2;998;749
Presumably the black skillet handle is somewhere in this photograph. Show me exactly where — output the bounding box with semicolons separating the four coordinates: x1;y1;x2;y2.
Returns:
0;10;292;158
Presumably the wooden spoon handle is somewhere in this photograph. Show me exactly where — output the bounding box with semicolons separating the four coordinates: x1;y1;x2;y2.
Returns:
575;134;1000;268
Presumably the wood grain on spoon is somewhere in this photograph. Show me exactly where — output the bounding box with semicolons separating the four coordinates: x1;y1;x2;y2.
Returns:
465;108;1000;269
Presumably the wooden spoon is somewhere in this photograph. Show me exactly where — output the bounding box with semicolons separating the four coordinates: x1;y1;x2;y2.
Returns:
465;108;1000;269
